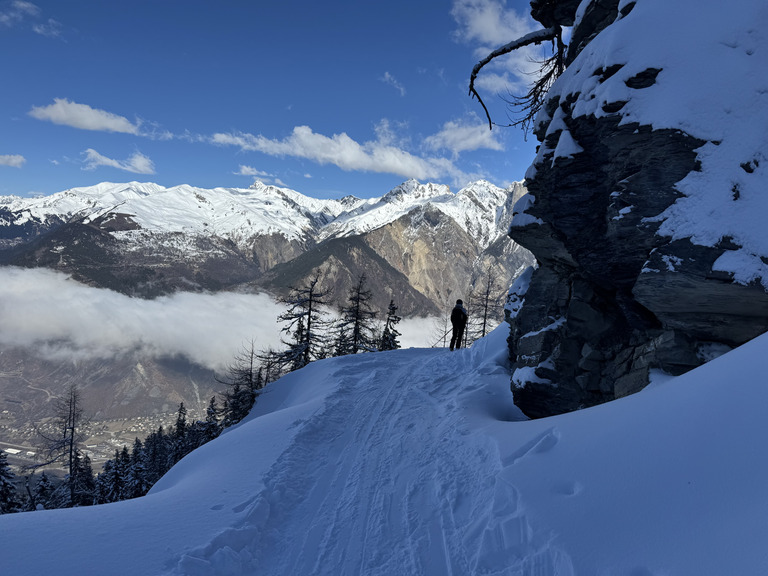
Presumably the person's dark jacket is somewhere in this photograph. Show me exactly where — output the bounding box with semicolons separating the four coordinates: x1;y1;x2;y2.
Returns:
451;304;468;327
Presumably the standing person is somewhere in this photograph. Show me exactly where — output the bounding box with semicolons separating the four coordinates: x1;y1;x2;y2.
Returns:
449;299;468;351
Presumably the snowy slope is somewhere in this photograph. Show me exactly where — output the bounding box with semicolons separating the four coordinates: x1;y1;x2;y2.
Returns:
2;323;768;575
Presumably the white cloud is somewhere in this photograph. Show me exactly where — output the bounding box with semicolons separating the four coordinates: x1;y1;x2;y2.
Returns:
451;0;546;93
83;148;155;174
424;117;504;158
211;125;472;184
32;17;60;37
235;165;286;187
451;0;532;46
0;1;39;27
0;154;25;168
381;71;406;96
29;98;140;134
235;165;271;177
0;267;287;372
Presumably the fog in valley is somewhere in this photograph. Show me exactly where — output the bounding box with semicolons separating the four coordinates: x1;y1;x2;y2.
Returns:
0;267;439;370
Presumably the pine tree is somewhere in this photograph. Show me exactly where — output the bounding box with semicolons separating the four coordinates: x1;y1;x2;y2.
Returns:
144;426;170;486
169;402;190;467
32;471;54;510
71;451;96;506
125;438;149;499
277;274;331;370
331;321;353;357
337;274;378;354
96;457;121;504
0;450;19;514
202;396;222;442
379;299;402;351
219;342;263;427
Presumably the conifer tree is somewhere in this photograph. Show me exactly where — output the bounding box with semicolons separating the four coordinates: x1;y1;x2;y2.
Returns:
277;274;330;370
379;299;402;351
331;321;353;357
96;459;118;504
219;342;263;426
144;425;169;486
0;450;19;514
71;451;96;506
170;403;189;466
337;274;378;354
202;396;222;442
32;471;54;511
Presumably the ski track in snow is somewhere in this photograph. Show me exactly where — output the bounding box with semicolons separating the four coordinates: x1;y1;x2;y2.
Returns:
171;349;572;576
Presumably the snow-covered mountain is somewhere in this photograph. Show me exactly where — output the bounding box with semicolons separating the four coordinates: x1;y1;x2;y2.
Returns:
1;180;353;241
0;179;532;313
0;178;515;251
3;322;767;575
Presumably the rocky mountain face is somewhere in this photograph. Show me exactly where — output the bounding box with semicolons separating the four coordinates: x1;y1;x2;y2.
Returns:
506;0;768;417
0;179;532;315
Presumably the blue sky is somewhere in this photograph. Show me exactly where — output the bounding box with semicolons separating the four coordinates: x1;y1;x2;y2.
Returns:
1;0;545;198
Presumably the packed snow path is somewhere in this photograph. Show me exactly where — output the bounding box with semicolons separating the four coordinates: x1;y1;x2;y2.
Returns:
174;345;571;575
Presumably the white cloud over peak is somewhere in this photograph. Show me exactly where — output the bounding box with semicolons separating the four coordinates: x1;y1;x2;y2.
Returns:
235;165;286;187
235;165;271;177
29;98;140;134
0;154;25;168
424;117;503;158
211;124;483;187
83;149;155;174
212;126;443;180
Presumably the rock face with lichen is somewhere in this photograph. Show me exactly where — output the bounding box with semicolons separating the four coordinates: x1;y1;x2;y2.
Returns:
507;0;768;418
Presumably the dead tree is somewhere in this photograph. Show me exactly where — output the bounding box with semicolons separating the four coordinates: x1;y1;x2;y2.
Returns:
468;0;572;133
32;384;89;506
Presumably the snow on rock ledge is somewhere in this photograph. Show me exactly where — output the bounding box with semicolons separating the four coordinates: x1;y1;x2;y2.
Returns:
507;0;768;417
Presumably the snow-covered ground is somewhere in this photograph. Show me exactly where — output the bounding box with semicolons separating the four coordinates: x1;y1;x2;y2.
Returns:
2;323;767;575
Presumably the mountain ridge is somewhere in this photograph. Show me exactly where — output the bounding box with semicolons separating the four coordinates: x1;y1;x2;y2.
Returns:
0;178;534;313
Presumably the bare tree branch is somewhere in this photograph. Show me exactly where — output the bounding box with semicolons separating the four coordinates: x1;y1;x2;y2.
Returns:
469;27;560;130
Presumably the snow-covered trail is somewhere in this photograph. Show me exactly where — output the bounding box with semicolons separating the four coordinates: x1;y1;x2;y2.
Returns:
171;344;569;576
5;325;768;574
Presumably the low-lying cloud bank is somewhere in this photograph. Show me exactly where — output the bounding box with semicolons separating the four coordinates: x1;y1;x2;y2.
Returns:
0;267;438;372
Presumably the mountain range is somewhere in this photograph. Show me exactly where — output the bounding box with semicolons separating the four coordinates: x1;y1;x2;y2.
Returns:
0;178;533;315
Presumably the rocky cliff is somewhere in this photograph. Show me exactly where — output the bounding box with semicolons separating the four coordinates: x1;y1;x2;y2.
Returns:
506;0;768;417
